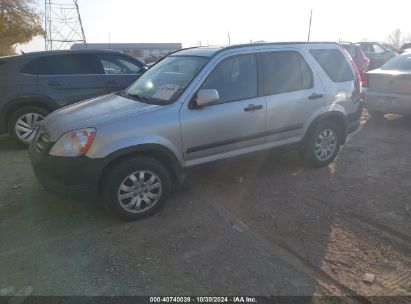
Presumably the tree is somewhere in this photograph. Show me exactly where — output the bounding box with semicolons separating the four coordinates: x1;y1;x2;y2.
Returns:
0;0;44;56
387;29;411;49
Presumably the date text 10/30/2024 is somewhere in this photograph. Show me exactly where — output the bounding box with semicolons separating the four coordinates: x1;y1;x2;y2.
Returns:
150;297;257;303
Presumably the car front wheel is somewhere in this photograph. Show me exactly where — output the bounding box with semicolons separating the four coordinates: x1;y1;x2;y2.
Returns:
102;156;171;221
303;121;341;168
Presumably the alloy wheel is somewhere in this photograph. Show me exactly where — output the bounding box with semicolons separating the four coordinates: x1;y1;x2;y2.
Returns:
14;113;45;144
314;129;337;161
117;170;163;213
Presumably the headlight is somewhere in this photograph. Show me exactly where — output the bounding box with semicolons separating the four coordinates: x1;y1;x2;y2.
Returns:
49;128;96;157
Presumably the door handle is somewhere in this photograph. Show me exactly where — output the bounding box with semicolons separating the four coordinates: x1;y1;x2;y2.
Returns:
308;93;324;100
244;104;263;112
106;80;118;85
45;80;63;87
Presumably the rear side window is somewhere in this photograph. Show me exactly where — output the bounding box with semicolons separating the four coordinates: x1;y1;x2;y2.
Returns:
0;60;6;72
310;49;353;82
262;51;313;95
21;58;41;75
40;54;98;75
381;54;411;70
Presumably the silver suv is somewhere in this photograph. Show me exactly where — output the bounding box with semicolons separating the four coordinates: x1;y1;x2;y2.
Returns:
29;42;362;220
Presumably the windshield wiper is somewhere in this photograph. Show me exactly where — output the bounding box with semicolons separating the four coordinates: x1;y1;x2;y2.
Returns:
124;92;150;103
123;91;170;105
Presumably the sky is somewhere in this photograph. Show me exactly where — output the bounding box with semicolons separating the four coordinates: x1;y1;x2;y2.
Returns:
21;0;411;53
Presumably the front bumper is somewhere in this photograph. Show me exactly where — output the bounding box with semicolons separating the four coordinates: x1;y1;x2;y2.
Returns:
28;139;105;196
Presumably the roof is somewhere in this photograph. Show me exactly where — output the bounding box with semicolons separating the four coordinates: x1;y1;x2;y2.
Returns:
8;48;132;59
171;42;340;58
71;43;182;50
172;47;223;57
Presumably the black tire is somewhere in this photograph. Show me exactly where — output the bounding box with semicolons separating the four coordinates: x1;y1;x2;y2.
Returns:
101;156;172;221
8;106;49;146
302;121;341;168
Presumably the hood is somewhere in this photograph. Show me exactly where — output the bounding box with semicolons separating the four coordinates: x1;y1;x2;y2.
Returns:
43;93;160;139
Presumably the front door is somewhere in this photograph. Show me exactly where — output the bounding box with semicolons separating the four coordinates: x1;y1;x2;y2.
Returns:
179;54;266;166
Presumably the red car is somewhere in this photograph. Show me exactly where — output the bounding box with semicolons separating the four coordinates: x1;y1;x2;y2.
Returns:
341;43;370;86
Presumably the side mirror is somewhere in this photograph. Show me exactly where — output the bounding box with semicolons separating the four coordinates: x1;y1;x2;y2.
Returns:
193;89;219;108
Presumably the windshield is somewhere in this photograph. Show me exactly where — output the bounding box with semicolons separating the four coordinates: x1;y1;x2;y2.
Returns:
124;55;208;104
381;53;411;70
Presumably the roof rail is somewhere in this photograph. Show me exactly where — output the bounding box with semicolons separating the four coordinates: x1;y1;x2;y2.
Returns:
211;41;339;57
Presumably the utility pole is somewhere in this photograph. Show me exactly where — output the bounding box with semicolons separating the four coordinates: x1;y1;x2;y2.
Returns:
44;0;87;50
228;32;231;45
307;9;313;42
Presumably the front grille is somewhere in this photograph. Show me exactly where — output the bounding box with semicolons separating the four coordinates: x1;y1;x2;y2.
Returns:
35;128;51;153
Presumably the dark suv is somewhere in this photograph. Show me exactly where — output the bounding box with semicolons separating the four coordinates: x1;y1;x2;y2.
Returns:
0;49;146;145
357;42;396;70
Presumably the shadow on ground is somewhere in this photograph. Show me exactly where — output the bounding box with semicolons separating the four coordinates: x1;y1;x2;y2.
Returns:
0;113;410;299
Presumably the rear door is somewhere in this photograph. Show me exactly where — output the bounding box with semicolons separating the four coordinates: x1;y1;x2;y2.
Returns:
262;50;325;145
95;53;144;93
37;54;107;106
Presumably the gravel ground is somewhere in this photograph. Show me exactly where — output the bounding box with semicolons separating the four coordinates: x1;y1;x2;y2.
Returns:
0;111;410;302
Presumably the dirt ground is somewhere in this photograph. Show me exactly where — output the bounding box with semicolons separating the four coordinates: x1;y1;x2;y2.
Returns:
0;110;410;302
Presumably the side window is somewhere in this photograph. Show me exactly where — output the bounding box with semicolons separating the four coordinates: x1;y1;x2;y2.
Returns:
39;54;97;75
117;57;142;74
97;55;142;74
262;51;313;95
361;44;374;54
299;54;314;90
202;54;257;103
348;47;356;58
310;49;354;83
373;44;386;54
20;58;43;75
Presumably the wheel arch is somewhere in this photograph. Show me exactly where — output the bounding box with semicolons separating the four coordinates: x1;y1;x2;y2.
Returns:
303;111;348;145
98;144;185;193
1;95;56;133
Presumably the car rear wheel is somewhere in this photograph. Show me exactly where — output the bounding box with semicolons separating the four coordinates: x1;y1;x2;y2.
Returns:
302;121;341;168
101;156;171;221
9;106;49;146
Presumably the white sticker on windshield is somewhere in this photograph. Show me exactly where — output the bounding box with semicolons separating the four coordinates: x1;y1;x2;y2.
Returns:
152;84;180;100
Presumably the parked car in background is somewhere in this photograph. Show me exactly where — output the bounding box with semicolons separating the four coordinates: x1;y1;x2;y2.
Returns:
341;42;370;85
29;42;362;220
365;51;411;117
381;43;398;54
399;42;411;54
357;42;397;70
0;49;146;145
